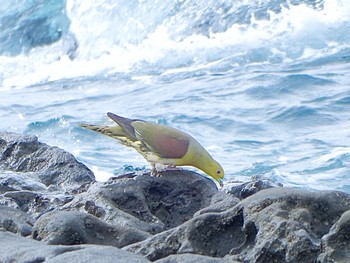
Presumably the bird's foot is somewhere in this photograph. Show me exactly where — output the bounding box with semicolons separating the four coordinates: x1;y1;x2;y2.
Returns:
151;168;163;177
150;164;181;177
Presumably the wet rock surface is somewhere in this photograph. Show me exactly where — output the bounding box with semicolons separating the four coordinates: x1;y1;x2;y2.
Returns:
1;132;350;262
62;169;218;235
0;231;150;263
318;210;350;262
32;210;151;247
0;132;95;189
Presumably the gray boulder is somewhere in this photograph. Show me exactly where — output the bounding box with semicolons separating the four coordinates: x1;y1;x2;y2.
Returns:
0;205;34;236
0;132;95;217
125;187;350;262
154;253;231;263
33;210;151;247
0;171;46;193
4;132;350;263
226;178;281;199
194;190;240;216
0;132;95;189
2;188;74;216
63;171;218;234
0;230;150;263
318;210;350;262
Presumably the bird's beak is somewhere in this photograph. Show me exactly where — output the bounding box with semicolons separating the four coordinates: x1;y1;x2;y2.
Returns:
218;179;224;188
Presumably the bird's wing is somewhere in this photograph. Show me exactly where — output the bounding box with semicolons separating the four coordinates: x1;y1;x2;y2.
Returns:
107;112;139;141
131;121;190;159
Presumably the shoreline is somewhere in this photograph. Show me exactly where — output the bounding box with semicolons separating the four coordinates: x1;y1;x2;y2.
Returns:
0;132;348;262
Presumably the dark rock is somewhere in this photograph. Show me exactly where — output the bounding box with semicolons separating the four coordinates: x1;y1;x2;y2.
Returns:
0;205;34;236
154;253;228;263
0;171;46;193
0;132;95;217
226;178;281;199
3;132;350;263
0;132;95;189
1;188;74;217
195;190;240;216
84;200;106;218
62;180;165;234
318;210;350;262
125;187;350;262
63;171;218;234
33;210;151;247
124;208;246;261
0;230;150;263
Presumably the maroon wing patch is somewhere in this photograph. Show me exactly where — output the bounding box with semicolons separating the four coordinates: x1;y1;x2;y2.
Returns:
146;134;189;159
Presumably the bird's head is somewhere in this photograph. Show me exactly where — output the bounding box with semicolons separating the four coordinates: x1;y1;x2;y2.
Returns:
206;159;225;187
196;157;224;187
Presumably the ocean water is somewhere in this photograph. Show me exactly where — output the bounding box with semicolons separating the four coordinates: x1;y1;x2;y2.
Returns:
1;0;350;191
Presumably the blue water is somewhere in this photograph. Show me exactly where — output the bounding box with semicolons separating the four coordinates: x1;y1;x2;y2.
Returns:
1;0;350;192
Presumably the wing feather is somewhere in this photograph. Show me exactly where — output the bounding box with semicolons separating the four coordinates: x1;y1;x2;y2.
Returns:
132;121;190;159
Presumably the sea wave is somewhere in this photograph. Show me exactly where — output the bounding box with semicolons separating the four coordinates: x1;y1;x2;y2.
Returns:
1;0;349;87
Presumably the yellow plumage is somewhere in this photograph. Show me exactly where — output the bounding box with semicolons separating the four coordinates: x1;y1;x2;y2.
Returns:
80;113;224;186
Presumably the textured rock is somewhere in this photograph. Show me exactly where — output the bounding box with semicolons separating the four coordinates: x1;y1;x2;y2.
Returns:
124;207;247;261
226;178;281;199
0;132;95;217
125;187;350;262
0;171;46;193
0;132;95;189
0;230;150;263
194;190;239;216
2;132;350;263
155;253;229;263
0;205;34;236
63;171;218;234
2;188;74;216
33;210;151;247
318;210;350;262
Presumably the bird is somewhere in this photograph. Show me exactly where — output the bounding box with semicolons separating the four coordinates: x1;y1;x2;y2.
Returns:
80;112;224;186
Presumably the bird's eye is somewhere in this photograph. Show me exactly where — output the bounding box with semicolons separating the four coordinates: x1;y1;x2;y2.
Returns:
216;170;221;174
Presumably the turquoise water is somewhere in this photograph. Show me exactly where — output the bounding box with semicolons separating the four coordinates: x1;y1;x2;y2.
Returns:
1;0;350;191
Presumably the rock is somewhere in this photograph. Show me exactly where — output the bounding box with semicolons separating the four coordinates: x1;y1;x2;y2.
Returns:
0;205;34;236
225;178;281;199
194;190;239;216
3;132;350;263
0;230;150;263
0;132;95;217
318;210;350;262
125;187;350;262
46;246;150;263
2;189;74;216
154;253;228;263
63;171;218;234
0;132;95;189
239;188;350;263
0;171;46;193
33;210;151;247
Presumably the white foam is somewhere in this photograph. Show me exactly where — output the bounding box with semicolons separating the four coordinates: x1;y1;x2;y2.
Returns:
1;0;349;89
313;147;350;164
91;165;114;181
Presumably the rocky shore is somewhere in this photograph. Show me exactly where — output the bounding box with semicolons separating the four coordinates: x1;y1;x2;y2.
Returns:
1;132;349;262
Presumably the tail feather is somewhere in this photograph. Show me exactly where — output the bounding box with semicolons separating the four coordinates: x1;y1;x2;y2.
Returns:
79;124;128;139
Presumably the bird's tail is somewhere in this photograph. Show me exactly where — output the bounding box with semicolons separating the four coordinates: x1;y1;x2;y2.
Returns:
79;124;127;139
79;123;141;150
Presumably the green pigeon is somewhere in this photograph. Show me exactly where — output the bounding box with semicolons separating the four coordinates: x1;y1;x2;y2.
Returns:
80;112;224;186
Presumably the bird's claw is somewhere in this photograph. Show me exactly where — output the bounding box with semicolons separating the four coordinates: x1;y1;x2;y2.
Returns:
151;168;163;177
